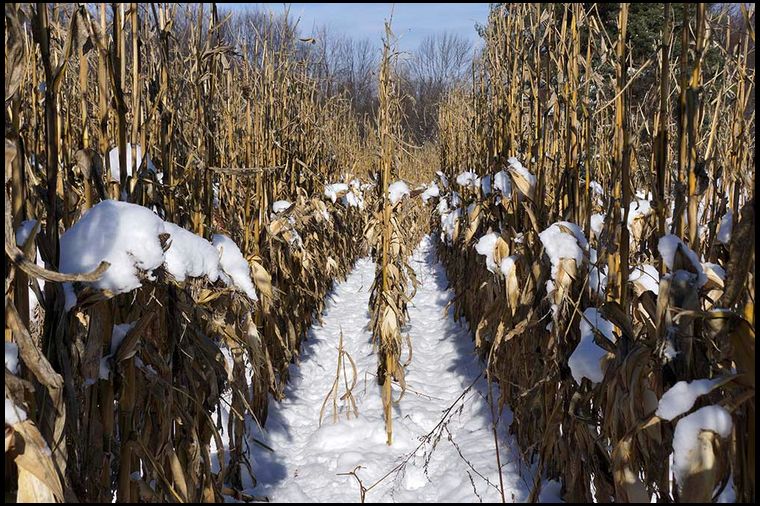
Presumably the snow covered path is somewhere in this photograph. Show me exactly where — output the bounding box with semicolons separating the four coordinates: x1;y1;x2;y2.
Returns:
247;236;531;502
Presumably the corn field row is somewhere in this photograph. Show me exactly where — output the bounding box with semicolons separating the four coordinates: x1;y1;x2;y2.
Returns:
4;2;755;504
432;3;754;503
4;3;392;502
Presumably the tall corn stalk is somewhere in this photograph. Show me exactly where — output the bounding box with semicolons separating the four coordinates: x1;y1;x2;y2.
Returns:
366;20;420;446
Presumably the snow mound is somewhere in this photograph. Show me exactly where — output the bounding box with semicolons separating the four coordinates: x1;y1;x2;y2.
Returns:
480;174;492;195
474;233;500;273
99;322;136;380
60;200;167;307
702;262;726;285
213;234;258;301
5;342;19;374
342;191;365;209
656;378;723;421
629;263;660;295
324;183;349;203
15;219;38;247
5;397;27;425
272;200;292;213
436;197;450;215
539;221;588;279
625;198;654;232
436;170;449;189
440;209;461;243
589;248;608;296
507;157;536;197
717;209;732;245
455;171;480;189
590;213;605;238
493;170;512;195
589;180;604;195
60;200;257;310
450;191;462;208
658;234;706;287
568;308;616;384
388;180;410;205
672;405;733;490
163;222;221;283
500;255;518;278
421;182;440;203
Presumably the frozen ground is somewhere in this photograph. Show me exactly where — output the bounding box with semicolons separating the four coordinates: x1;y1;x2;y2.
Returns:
245;236;534;502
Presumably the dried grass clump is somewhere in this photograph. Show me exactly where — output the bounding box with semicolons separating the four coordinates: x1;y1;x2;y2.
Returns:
319;330;359;426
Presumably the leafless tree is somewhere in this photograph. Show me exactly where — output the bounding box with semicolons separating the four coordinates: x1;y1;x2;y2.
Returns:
307;25;379;126
402;31;474;142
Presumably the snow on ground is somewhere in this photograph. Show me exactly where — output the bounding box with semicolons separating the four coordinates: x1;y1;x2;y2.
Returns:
245;236;530;502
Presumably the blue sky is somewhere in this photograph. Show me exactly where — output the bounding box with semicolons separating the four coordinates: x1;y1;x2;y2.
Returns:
218;3;490;52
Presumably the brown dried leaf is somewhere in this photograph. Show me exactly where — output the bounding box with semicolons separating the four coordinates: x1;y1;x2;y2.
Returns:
250;259;273;300
12;420;64;502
